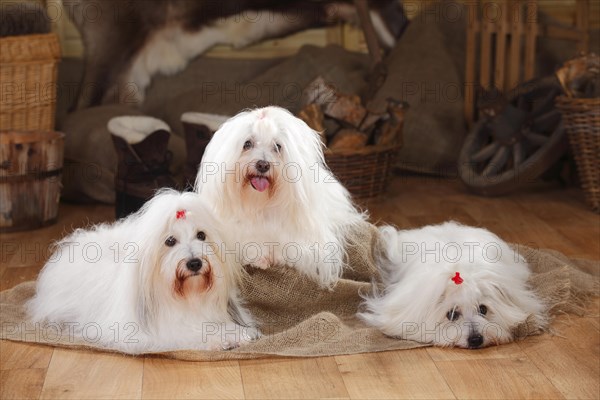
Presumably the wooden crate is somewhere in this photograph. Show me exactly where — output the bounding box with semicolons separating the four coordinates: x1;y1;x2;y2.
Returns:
464;0;591;124
0;131;65;232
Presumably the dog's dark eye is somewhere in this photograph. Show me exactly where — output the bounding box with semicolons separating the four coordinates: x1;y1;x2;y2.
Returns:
446;310;460;321
165;236;177;247
274;143;282;152
243;140;253;150
197;231;206;241
478;305;488;315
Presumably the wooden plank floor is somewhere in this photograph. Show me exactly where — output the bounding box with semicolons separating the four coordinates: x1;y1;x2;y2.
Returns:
1;176;598;400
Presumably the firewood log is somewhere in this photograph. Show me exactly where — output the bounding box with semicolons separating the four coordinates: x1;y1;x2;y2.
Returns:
328;128;368;150
374;99;407;146
323;94;367;128
298;104;327;145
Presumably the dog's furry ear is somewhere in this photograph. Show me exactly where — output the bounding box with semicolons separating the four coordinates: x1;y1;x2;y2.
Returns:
491;283;519;306
373;225;401;283
136;249;159;334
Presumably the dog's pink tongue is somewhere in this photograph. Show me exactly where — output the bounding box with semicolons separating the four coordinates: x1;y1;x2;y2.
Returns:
251;177;270;192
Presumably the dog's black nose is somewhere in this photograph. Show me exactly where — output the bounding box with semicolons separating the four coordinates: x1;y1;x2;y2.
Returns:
255;160;270;173
186;258;202;272
468;334;484;348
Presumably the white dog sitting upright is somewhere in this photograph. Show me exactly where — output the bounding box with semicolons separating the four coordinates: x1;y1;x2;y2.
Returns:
27;190;258;354
195;106;365;287
359;221;547;349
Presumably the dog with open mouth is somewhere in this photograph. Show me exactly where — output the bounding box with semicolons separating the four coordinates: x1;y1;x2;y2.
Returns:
27;190;259;354
195;106;366;287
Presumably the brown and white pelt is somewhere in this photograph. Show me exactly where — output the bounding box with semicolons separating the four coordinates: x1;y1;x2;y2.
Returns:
67;0;407;109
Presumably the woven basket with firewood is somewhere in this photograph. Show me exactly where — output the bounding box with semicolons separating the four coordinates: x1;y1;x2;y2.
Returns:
555;53;600;213
298;78;406;200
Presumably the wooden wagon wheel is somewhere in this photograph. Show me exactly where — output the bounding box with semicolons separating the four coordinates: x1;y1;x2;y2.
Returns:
458;76;569;196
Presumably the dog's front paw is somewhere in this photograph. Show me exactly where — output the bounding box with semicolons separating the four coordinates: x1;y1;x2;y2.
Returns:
242;327;261;342
221;341;240;351
207;340;239;351
251;257;271;270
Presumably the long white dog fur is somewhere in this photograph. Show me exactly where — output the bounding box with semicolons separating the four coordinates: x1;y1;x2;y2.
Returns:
27;190;258;354
359;221;548;348
195;106;366;287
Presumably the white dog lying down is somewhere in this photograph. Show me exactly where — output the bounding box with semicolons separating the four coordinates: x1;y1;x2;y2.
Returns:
195;106;366;287
27;190;259;354
360;221;547;348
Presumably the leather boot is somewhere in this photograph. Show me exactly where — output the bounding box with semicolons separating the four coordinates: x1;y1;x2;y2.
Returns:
181;112;229;190
109;116;177;218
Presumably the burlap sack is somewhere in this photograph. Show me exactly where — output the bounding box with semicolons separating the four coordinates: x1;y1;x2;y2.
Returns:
143;56;284;133
1;223;597;361
368;1;467;175
156;44;370;133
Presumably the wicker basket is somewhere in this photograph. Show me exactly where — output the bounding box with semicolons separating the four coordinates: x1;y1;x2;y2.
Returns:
325;144;400;200
556;96;600;213
0;33;61;131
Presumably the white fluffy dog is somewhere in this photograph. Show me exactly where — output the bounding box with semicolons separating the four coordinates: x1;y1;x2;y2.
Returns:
27;190;258;354
195;106;365;287
359;221;547;349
